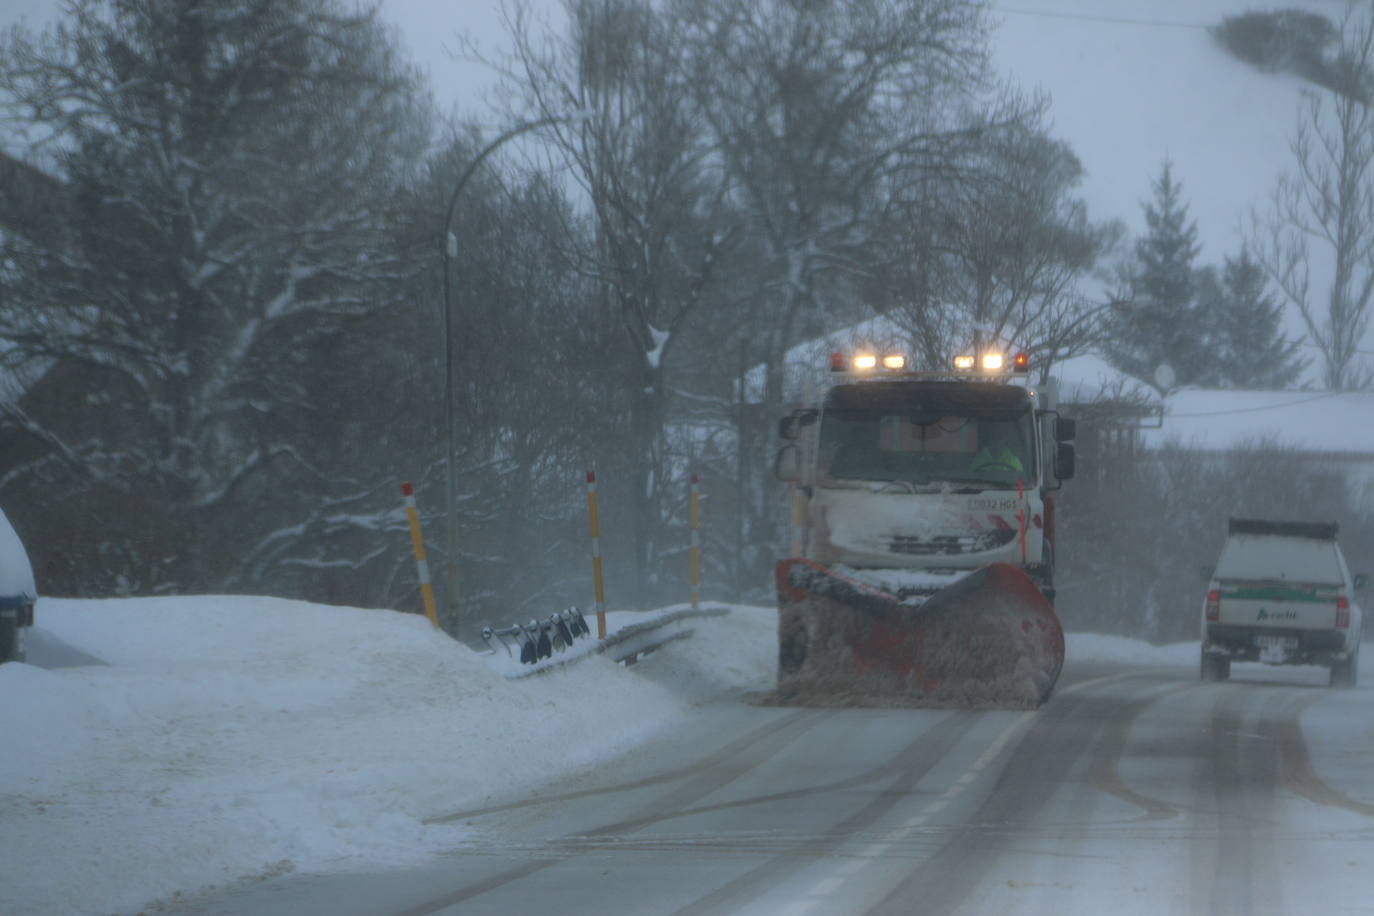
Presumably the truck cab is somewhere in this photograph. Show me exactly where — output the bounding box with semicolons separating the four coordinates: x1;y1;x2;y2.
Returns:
1201;517;1366;686
777;350;1075;600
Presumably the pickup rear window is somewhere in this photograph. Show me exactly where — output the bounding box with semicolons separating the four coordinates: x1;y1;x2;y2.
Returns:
1215;535;1344;585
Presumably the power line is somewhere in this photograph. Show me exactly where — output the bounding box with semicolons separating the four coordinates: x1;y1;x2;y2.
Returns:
994;5;1211;31
1166;391;1349;418
1295;340;1374;357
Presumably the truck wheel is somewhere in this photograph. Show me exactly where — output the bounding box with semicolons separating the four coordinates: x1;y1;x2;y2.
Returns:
1200;652;1230;682
1331;650;1359;688
0;613;18;665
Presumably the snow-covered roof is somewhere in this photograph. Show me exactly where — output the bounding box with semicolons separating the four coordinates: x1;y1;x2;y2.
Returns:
1055;353;1374;455
1052;353;1155;405
761;331;1374;457
1143;389;1374;455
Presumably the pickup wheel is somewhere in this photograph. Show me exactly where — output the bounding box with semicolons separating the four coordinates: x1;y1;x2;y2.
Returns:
1200;652;1230;682
1330;649;1359;688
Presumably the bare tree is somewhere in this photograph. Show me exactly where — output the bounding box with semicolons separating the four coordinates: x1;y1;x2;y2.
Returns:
1250;3;1374;390
493;0;733;604
671;0;1011;580
881;109;1118;375
0;0;431;596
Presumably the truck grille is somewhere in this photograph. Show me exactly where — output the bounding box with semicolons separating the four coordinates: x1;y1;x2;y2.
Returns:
888;529;1016;556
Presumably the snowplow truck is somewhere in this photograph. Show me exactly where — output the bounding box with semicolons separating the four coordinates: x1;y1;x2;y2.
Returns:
773;350;1076;708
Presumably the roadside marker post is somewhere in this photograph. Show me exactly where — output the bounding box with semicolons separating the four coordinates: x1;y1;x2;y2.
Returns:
586;471;607;638
690;474;702;610
401;482;441;630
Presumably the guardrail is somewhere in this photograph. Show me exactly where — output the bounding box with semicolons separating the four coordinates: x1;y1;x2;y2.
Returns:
481;606;731;678
482;608;593;665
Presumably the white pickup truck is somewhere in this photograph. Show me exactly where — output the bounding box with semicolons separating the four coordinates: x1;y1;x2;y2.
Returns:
1201;518;1366;686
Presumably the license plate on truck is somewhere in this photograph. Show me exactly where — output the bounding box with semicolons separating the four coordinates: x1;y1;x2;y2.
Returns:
1255;635;1298;650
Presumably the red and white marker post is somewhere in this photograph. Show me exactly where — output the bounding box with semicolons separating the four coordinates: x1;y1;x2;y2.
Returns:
586;471;607;638
689;474;702;610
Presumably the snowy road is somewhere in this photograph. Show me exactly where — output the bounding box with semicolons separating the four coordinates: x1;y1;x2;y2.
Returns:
168;660;1374;916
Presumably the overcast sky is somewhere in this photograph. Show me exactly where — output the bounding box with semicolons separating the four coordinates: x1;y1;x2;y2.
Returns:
0;0;548;120
381;0;563;119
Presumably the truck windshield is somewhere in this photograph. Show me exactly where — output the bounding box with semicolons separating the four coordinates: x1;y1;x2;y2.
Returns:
819;407;1034;486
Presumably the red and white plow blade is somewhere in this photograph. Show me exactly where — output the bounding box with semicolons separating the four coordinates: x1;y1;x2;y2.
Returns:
774;559;1064;708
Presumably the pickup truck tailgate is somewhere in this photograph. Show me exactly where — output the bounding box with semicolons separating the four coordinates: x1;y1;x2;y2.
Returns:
1217;580;1341;629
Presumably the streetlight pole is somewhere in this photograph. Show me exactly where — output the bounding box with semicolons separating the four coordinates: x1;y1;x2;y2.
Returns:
440;114;578;644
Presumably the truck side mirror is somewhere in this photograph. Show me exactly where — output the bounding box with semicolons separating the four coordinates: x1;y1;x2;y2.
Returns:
1056;417;1076;442
1355;573;1370;590
778;409;817;441
1054;443;1075;480
775;444;801;482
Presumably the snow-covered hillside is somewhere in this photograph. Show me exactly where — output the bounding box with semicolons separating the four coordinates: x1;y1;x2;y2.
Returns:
0;595;1196;915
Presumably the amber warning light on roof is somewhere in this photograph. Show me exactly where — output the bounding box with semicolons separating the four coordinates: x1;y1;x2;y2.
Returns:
829;351;911;373
950;351;1030;374
829;350;1029;374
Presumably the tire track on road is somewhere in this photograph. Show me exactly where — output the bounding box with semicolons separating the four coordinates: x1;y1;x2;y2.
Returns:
1192;684;1287;916
425;708;824;825
568;710;980;842
1273;691;1374;819
668;709;977;915
1087;680;1191;822
397;708;835;915
860;676;1138;916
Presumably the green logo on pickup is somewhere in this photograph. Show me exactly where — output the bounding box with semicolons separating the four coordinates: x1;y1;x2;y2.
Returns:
1257;608;1298;622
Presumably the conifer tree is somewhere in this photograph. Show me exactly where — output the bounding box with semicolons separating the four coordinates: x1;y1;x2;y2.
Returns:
1106;161;1210;390
1196;249;1307;388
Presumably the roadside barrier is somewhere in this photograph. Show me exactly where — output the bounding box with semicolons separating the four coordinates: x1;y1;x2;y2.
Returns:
482;608;593;664
481;606;731;678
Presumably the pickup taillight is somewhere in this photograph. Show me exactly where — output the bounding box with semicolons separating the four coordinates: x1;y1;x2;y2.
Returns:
1336;596;1350;629
1205;590;1220;622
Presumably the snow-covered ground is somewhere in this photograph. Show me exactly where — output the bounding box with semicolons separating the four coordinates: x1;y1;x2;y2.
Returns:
1;594;1200;916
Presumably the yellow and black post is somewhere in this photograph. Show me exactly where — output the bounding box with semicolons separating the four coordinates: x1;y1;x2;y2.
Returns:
401;482;441;630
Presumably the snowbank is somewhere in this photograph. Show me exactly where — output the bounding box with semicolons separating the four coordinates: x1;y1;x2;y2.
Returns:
0;593;1216;915
0;597;769;915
